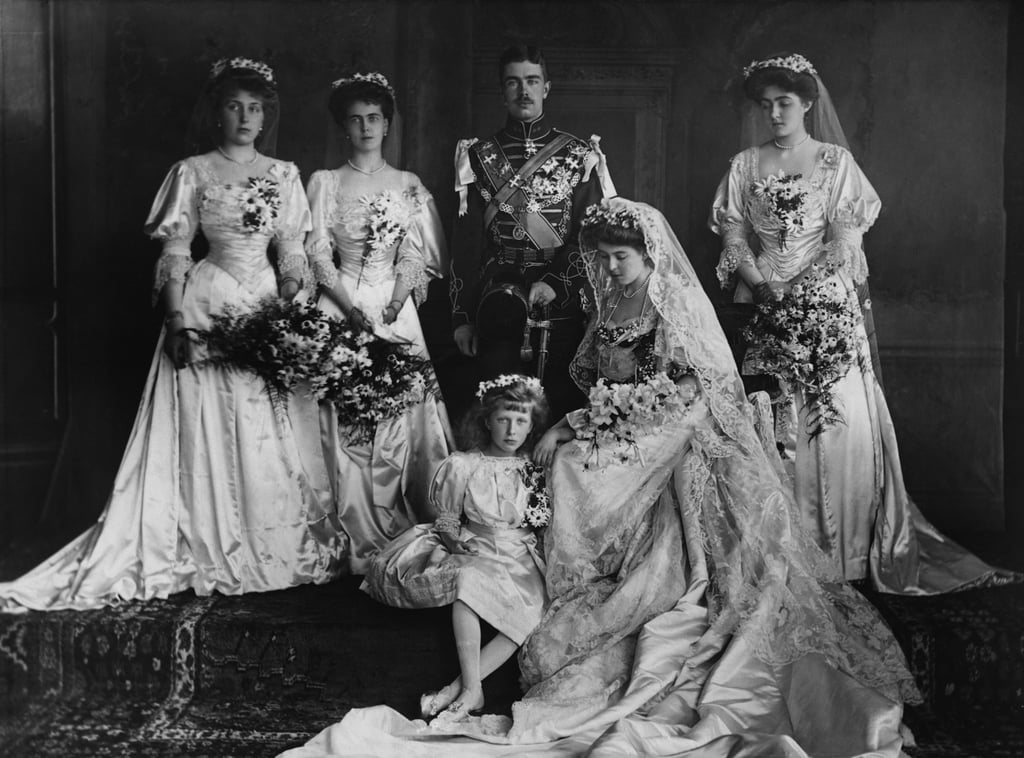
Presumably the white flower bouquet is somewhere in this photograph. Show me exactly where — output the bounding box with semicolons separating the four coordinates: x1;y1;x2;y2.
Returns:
573;371;698;468
743;275;860;436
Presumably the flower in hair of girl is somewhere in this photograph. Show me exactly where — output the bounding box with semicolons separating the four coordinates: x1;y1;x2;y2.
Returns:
572;372;698;469
240;176;282;234
751;171;808;250
196;298;429;443
743;272;861;437
519;462;551;529
476;374;543;400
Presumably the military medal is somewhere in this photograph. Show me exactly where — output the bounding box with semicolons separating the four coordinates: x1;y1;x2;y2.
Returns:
524;138;538;157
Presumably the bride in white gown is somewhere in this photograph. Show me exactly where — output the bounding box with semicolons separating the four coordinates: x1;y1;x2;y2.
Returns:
0;57;344;612
278;198;920;758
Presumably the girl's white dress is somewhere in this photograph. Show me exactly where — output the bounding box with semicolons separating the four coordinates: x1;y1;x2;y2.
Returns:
0;155;344;611
712;144;1018;593
362;451;547;645
305;169;454;574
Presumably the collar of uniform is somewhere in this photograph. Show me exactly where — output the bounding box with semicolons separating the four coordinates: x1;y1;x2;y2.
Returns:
503;113;551;141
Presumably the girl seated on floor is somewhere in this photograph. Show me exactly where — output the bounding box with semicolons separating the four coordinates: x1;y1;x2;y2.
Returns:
362;374;551;725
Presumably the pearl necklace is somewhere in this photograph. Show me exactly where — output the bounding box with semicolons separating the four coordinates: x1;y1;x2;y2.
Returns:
217;146;259;164
347;159;388;175
620;272;652;299
773;133;810;150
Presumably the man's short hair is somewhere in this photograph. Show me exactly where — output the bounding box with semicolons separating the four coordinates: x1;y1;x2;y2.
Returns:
498;45;548;84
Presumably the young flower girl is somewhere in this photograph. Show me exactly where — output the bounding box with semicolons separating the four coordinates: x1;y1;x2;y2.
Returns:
362;374;551;724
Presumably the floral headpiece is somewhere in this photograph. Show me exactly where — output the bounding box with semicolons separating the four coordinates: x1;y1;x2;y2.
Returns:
581;200;642;232
210;57;275;84
476;374;543;401
331;71;396;99
742;53;817;80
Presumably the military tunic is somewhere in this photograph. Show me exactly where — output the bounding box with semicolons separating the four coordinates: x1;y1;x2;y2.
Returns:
450;114;604;419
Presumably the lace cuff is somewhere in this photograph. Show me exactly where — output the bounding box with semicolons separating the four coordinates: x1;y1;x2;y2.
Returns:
306;237;339;289
278;252;309;284
716;240;757;289
433;514;462;535
395;257;429;304
822;226;869;284
152;249;192;305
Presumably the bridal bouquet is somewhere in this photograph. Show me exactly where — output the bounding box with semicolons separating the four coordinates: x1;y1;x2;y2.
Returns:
197;298;428;443
743;275;860;436
519;461;552;529
573;372;698;468
751;171;808;249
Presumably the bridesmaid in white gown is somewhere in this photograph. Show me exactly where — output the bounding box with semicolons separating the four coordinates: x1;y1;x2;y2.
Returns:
305;72;453;574
710;52;1019;593
0;57;344;612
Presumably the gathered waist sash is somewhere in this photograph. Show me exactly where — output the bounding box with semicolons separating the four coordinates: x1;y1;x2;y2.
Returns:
464;520;534;541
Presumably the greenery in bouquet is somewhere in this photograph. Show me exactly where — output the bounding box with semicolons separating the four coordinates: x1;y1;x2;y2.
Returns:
196;298;429;443
311;323;428;445
575;372;698;468
195;297;325;398
742;274;860;436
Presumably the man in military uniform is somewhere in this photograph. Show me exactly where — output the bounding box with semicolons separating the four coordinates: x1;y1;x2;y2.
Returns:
450;45;610;420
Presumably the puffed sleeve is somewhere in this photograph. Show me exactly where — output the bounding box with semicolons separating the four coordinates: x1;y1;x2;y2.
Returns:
303;170;339;290
429;454;468;536
274;162;313;283
394;179;448;304
823;147;881;285
143;159;200;304
709;150;758;290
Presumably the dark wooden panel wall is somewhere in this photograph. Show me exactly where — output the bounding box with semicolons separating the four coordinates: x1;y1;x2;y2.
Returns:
0;0;1015;540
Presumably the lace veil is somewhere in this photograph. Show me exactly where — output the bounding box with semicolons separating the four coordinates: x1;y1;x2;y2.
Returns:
738;65;848;149
570;198;919;704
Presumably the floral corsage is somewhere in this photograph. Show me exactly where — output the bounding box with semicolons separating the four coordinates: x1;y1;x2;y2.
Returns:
519;461;551;529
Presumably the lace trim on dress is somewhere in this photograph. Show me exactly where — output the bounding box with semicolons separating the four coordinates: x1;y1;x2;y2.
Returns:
278;251;310;284
152;250;193;305
716;237;757;288
394;257;430;304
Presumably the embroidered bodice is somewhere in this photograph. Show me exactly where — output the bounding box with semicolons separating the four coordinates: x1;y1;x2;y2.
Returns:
595;306;660;384
305;169;446;303
144;155;311;298
711;144;881;289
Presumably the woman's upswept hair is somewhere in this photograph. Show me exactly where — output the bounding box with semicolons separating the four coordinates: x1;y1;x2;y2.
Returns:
458;376;549;454
189;69;279;155
328;79;395;126
743;55;819;105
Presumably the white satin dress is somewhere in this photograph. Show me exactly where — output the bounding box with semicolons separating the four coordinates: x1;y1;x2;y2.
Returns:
711;143;1018;593
305;169;453;574
362;451;547;646
0;155;345;612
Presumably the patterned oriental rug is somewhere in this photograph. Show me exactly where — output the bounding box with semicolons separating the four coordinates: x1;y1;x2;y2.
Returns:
0;539;1022;757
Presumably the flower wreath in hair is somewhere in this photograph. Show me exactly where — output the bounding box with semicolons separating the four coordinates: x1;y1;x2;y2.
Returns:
209;57;275;83
742;53;817;80
476;374;542;401
331;71;396;100
579;198;662;266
